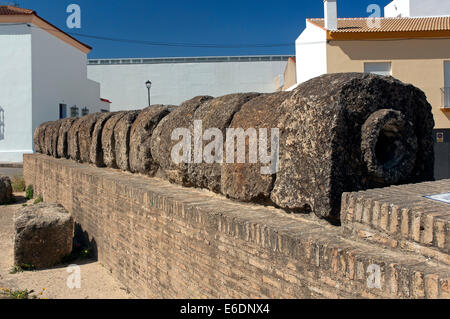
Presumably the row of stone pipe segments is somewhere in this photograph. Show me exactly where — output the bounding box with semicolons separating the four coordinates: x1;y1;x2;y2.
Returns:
33;73;435;223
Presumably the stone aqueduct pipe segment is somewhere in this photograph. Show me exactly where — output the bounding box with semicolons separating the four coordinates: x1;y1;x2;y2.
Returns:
33;73;435;223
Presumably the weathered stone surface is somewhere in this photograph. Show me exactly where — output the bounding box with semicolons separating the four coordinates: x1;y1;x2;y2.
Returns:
186;93;261;193
43;123;54;156
114;111;140;171
89;112;116;167
56;118;76;159
37;122;52;155
361;109;418;184
67;117;84;162
14;203;74;269
50;121;63;157
151;96;213;185
43;121;63;157
101;112;127;168
270;73;435;222
129;106;171;175
33;127;41;154
78;113;105;163
220;92;292;202
26;73;435;224
33;122;48;154
0;176;13;205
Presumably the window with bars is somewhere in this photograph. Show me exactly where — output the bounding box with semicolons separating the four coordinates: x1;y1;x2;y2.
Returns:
81;107;89;116
70;106;79;118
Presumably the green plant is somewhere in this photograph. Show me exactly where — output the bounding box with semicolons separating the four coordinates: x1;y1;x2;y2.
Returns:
0;288;37;299
11;176;26;192
61;242;95;264
33;195;43;205
25;185;34;200
10;264;36;274
80;247;94;259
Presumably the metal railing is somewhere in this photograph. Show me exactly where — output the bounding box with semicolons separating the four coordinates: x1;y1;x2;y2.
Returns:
442;87;450;108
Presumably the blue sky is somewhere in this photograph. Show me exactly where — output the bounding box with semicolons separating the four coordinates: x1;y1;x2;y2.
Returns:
9;0;391;58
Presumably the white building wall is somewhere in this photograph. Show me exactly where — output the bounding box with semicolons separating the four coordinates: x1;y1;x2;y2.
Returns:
87;59;287;111
0;25;33;163
31;25;104;132
295;21;328;84
384;0;411;17
0;22;103;163
385;0;450;17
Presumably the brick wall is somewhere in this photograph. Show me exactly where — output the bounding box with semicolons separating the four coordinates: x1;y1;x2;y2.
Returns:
23;154;450;299
341;181;450;266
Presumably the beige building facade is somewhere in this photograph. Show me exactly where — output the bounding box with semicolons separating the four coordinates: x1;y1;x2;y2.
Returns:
326;37;450;129
293;1;450;179
295;16;450;130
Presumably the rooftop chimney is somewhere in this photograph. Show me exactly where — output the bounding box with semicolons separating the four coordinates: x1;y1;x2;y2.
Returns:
324;0;338;31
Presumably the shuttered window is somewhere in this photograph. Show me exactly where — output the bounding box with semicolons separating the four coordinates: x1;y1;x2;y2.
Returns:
364;62;392;76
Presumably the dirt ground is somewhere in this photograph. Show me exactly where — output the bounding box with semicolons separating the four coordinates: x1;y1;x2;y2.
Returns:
0;193;136;299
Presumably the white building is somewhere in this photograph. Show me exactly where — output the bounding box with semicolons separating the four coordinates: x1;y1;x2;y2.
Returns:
87;56;289;111
384;0;450;18
0;6;108;163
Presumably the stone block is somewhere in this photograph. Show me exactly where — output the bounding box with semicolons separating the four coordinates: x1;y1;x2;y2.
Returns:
14;203;74;269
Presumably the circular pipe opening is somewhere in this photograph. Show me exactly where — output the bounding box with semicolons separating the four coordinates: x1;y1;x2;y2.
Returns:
361;109;417;184
375;123;406;169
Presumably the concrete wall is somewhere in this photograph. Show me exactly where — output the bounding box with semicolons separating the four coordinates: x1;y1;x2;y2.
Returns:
23;154;450;299
282;58;297;91
0;25;33;163
385;0;450;18
87;57;288;111
326;38;450;130
295;21;327;84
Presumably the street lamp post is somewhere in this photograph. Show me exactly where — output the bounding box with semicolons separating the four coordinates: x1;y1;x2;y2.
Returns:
146;80;152;106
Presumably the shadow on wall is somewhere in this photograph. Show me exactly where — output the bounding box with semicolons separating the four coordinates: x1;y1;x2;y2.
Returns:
73;223;98;261
0;106;4;141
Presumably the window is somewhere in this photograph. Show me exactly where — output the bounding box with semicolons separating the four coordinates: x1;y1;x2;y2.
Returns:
364;62;392;76
101;109;109;113
443;61;450;108
81;107;89;116
70;106;79;118
59;104;67;119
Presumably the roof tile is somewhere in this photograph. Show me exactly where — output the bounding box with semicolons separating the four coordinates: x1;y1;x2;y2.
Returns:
309;17;450;33
0;5;34;16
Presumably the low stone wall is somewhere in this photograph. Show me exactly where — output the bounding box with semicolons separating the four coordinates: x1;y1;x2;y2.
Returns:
24;154;450;299
341;181;450;265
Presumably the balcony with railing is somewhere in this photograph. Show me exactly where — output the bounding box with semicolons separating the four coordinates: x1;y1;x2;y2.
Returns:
441;88;450;111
